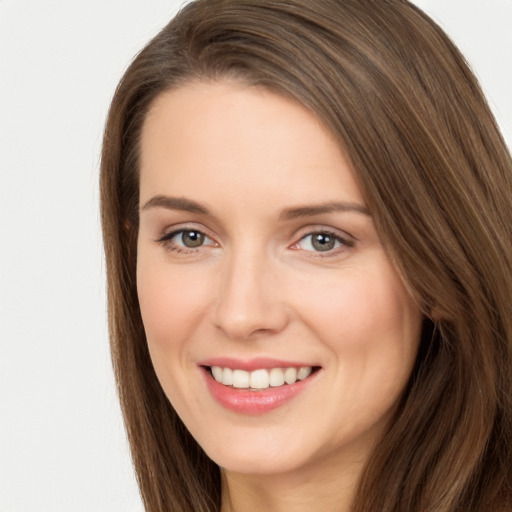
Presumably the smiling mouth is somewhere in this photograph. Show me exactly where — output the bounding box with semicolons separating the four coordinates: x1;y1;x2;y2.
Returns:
206;365;320;390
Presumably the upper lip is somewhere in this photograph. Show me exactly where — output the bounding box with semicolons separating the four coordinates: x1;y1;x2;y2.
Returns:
199;357;318;372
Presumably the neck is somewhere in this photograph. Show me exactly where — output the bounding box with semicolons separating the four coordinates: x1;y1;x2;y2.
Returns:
220;450;364;512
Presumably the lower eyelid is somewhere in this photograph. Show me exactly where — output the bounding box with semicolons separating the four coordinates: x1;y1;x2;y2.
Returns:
156;228;218;252
155;226;352;254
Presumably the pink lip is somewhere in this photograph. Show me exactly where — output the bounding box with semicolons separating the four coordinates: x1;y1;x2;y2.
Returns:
199;360;320;415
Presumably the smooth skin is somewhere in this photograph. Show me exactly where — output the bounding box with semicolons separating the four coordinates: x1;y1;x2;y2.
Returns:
137;81;423;512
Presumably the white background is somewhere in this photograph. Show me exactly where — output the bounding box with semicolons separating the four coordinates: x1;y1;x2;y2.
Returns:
0;1;511;511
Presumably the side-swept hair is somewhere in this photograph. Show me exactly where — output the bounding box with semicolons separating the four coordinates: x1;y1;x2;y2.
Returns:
100;1;512;510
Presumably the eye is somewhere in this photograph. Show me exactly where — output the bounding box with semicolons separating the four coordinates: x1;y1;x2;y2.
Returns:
157;228;216;252
294;231;352;253
174;230;206;248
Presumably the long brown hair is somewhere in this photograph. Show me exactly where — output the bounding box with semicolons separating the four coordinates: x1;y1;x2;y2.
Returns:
100;1;512;510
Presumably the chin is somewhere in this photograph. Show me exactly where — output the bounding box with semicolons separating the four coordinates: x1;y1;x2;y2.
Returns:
212;448;307;476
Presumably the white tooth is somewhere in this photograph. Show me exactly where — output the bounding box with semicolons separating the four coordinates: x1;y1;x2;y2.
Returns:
269;368;285;387
211;366;223;382
232;369;250;388
297;366;312;380
284;367;298;385
250;369;269;389
222;367;233;386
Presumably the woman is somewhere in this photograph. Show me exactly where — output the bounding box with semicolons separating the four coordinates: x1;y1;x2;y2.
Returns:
100;1;512;511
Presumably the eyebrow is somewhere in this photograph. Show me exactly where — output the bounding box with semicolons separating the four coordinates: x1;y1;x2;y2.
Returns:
279;201;370;220
141;195;210;215
140;195;370;219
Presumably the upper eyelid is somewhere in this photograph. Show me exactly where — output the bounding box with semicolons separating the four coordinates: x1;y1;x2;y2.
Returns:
154;224;355;247
294;232;353;250
293;225;356;243
156;228;217;254
156;224;216;242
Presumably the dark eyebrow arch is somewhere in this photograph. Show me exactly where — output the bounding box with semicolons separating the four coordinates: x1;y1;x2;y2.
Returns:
140;195;210;215
279;201;370;220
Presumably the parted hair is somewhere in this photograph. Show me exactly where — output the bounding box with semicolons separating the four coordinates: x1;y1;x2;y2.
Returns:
100;1;512;510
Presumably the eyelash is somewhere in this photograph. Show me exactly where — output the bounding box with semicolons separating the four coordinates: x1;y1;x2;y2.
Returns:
292;229;354;256
156;228;216;254
156;227;354;256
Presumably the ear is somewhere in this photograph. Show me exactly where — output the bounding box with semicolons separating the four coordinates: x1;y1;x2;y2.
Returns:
123;219;133;232
424;300;454;323
122;218;139;252
425;305;440;322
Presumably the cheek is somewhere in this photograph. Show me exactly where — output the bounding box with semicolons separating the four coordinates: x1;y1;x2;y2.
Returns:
136;258;213;358
298;275;409;338
295;265;421;433
136;258;215;415
292;261;421;377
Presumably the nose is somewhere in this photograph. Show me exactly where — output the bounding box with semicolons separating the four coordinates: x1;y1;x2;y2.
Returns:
213;248;289;340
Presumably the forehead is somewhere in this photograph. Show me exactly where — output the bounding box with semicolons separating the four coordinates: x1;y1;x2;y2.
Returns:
139;81;364;209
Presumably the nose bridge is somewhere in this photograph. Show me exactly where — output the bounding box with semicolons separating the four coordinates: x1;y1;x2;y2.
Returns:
213;242;288;340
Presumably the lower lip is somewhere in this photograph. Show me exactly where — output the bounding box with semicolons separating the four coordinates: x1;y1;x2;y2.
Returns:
202;368;317;415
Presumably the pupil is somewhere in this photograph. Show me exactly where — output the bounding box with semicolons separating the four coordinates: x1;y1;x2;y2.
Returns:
312;233;335;251
183;231;204;248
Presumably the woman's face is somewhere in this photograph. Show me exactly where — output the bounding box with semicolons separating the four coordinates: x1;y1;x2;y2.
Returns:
137;81;422;477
